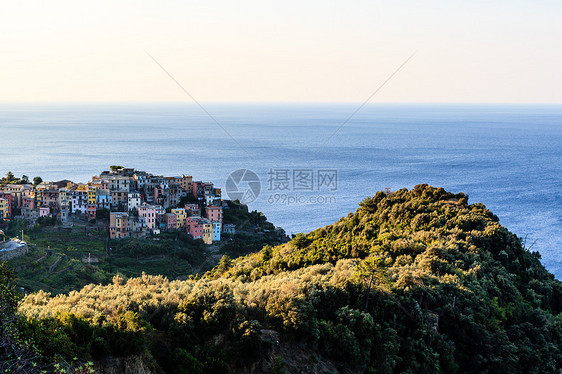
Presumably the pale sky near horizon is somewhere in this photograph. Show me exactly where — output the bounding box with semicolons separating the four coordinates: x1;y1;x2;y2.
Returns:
1;1;561;103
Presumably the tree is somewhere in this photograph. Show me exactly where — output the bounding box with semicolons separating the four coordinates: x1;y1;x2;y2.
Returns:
5;171;14;183
33;176;43;186
355;255;390;310
0;262;42;372
21;175;29;184
261;245;273;261
0;261;19;317
110;165;124;171
217;255;232;274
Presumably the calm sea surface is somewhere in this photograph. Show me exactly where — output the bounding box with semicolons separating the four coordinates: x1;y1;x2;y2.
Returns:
1;103;561;278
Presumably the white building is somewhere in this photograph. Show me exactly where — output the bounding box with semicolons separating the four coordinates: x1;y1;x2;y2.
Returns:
108;176;133;192
71;190;87;214
58;188;71;208
128;192;141;213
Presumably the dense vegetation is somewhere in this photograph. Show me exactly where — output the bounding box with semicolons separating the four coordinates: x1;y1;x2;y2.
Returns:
0;171;42;185
6;200;283;295
2;185;561;373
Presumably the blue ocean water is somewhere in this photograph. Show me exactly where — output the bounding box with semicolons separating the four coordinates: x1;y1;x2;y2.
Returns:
0;103;561;278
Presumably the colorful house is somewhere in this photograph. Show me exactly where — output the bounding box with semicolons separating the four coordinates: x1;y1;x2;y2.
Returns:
87;186;97;206
204;187;221;206
58;188;70;209
184;203;201;217
109;212;146;239
42;190;59;211
186;216;212;244
96;190;112;210
0;198;9;219
34;189;44;207
86;205;97;220
165;213;178;231
0;185;25;209
205;205;223;225
165;182;183;208
171;208;187;228
128;192;141;213
0;194;12;217
153;184;164;206
108;176;133;192
110;190;128;210
90;177;109;190
137;204;165;230
133;171;150;190
192;181;205;199
39;207;50;217
22;194;36;210
71;190;88;214
109;212;129;239
222;223;236;235
212;221;221;242
175;175;193;193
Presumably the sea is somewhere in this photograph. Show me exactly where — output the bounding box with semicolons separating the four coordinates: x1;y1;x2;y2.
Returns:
1;103;561;278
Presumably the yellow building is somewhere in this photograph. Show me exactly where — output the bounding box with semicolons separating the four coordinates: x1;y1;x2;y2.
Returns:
202;221;213;245
171;208;187;228
34;188;43;207
0;198;9;218
87;186;97;206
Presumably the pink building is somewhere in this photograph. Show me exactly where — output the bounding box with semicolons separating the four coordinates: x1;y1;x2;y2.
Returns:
205;205;223;225
39;207;50;217
186;216;212;244
22;195;35;210
153;185;164;205
86;205;97;220
165;213;177;231
138;204;165;229
192;181;205;199
42;190;59;209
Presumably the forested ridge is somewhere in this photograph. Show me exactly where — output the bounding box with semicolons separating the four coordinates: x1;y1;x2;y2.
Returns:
2;184;561;373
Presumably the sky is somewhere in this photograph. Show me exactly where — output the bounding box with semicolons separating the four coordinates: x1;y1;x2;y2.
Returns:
1;1;561;103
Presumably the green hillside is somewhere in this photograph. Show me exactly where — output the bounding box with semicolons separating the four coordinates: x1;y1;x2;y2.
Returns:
2;185;561;373
5;200;283;295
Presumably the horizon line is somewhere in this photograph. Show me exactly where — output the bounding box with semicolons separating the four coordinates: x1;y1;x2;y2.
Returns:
1;100;562;106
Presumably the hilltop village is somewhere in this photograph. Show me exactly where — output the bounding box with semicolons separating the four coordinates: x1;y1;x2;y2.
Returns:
0;167;237;244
